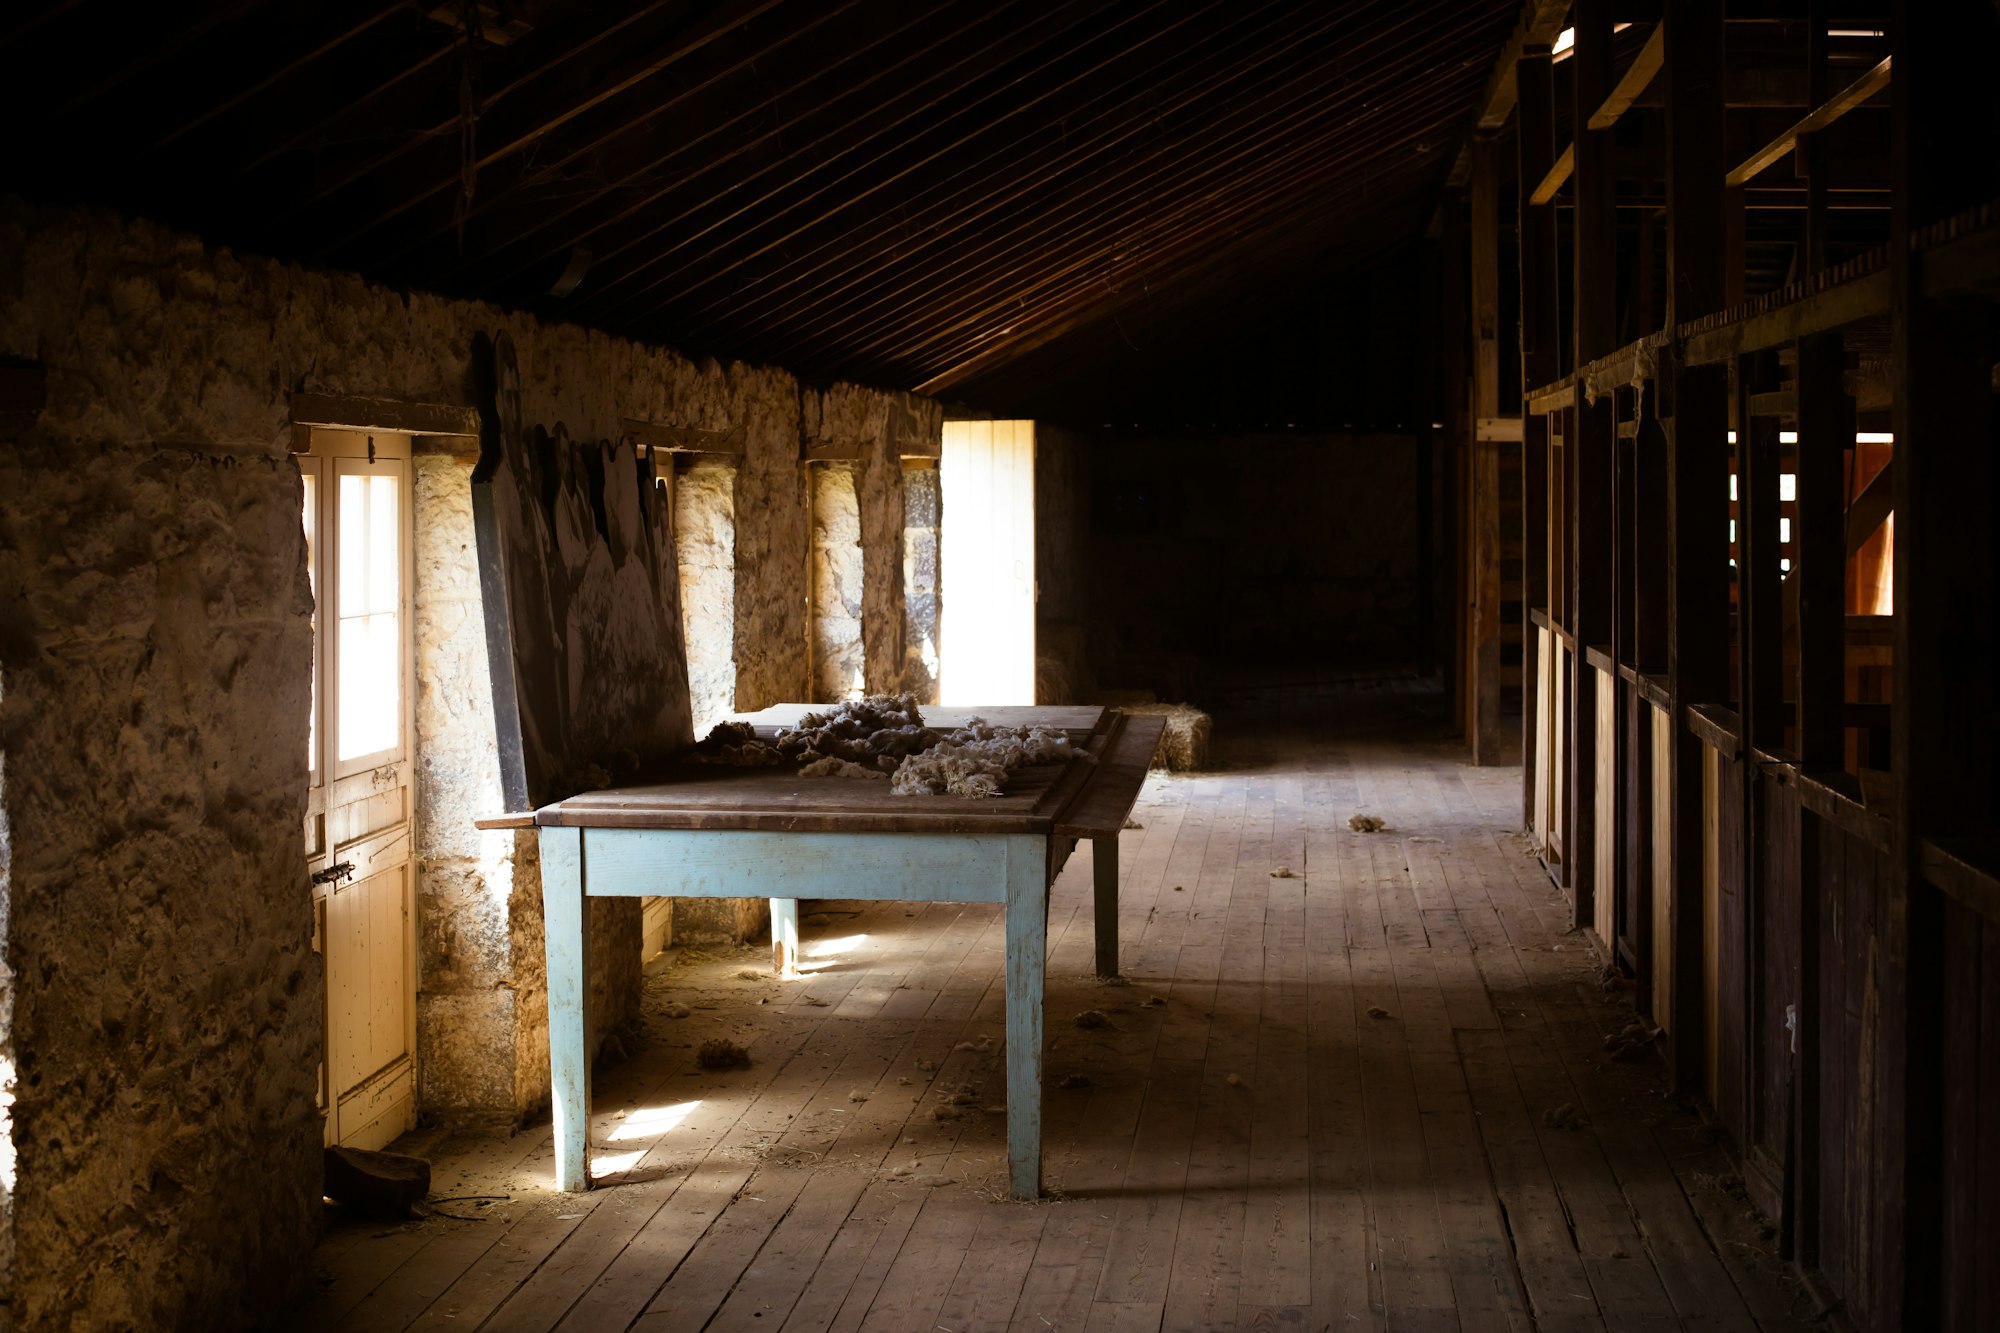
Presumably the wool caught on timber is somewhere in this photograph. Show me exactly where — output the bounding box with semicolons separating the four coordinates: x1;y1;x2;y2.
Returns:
686;720;787;767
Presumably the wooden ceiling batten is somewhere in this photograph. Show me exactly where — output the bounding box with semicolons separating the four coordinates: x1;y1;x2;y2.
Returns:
739;0;1485;371
4;0;1522;396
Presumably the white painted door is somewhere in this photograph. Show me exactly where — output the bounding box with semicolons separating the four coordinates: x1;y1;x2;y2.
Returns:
299;428;418;1150
940;420;1036;705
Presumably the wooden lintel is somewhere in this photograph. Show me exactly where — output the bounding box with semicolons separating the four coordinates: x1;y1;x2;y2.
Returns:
1529;142;1574;206
802;439;867;463
1748;389;1797;419
290;392;480;437
1682;269;1890;365
0;364;47;418
1725;55;1892;187
1474;415;1524;442
622;417;745;456
1588;23;1666;129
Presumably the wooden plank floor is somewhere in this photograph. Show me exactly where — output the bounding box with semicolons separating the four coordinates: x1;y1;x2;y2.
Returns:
294;677;1815;1333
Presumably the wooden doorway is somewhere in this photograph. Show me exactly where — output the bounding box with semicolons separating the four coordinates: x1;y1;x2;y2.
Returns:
298;428;418;1150
940;419;1036;705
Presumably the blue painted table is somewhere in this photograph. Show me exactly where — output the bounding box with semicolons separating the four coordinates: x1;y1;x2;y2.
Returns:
523;705;1163;1200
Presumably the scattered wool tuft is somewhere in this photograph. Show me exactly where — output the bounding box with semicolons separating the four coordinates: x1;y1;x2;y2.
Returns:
798;755;889;780
776;694;938;766
889;720;1085;798
686;720;787;767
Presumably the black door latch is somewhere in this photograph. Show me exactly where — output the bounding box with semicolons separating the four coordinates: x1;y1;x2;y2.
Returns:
310;861;356;887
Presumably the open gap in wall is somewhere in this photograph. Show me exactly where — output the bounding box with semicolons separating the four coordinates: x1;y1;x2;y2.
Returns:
809;461;865;703
901;459;941;704
939;420;1036;706
674;456;739;735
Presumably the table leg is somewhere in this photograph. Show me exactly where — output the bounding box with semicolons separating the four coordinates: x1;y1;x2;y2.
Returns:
1092;835;1120;978
771;897;799;978
1004;836;1048;1200
541;826;591;1192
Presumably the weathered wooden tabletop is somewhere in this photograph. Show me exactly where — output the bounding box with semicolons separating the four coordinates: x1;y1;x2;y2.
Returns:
533;704;1162;838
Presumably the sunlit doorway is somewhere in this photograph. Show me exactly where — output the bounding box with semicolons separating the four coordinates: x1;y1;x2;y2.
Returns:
939;419;1037;705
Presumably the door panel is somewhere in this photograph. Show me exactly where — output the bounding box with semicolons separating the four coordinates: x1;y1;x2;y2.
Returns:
300;428;417;1149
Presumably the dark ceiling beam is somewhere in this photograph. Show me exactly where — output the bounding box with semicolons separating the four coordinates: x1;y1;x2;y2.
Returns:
680;0;1342;353
568;0;1200;328
810;8;1497;372
756;6;1491;376
903;86;1472;392
414;0;978;293
54;1;263;116
155;3;412;148
915;173;1434;394
308;0;798;260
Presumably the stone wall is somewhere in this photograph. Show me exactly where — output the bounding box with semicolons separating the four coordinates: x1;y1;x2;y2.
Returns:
0;197;938;1330
902;463;942;701
811;464;866;701
674;462;738;736
0;442;318;1332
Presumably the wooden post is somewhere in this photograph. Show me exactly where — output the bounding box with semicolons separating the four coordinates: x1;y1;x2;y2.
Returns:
1092;836;1120;978
1794;6;1847;769
1518;48;1558;824
1791;8;1844;1257
1469;135;1504;766
1003;834;1049;1199
541;826;592;1192
1569;0;1617;925
1888;1;1997;1320
1662;0;1728;1089
1740;359;1784;752
1442;194;1469;737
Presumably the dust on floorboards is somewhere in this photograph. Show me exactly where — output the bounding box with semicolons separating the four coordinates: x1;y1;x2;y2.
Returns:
292;678;1816;1333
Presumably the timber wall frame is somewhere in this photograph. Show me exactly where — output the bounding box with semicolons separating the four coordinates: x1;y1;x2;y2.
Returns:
1440;4;2000;1328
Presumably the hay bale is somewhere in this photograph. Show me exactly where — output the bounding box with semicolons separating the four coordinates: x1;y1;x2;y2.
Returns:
1117;702;1212;771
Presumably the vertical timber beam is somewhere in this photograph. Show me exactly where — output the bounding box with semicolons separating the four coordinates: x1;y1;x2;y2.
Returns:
1792;7;1845;1270
1570;0;1618;926
1794;9;1849;771
1519;48;1558;824
1663;0;1729;1090
1441;194;1470;734
1890;1;1998;1323
1470;134;1505;766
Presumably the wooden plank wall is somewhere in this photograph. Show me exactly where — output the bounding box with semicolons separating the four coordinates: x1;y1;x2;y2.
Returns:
1481;5;2000;1326
1939;898;2000;1329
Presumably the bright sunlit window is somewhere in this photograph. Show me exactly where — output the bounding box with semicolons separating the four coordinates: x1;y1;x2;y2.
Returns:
337;470;403;762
